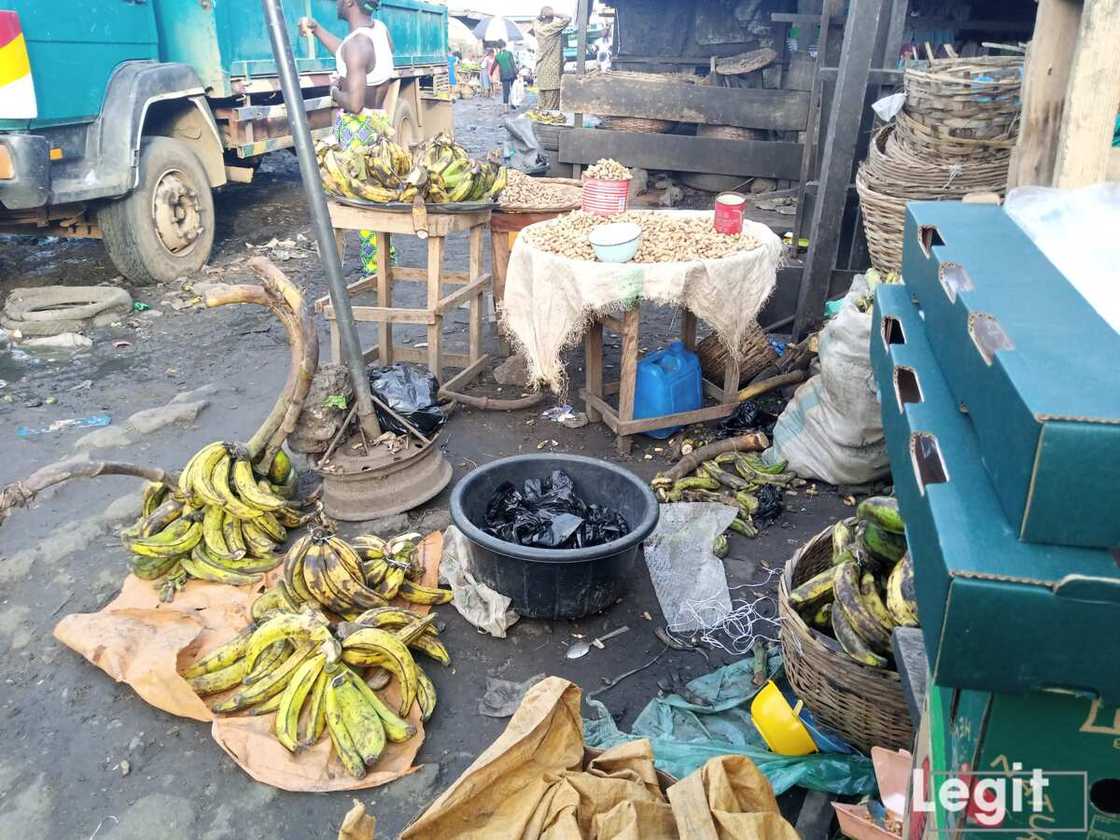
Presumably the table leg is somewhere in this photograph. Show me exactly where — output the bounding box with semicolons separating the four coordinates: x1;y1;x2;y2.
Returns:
330;321;341;365
584;319;604;423
617;307;640;455
723;352;741;404
491;229;511;354
681;308;697;351
468;224;484;364
333;229;346;264
426;235;444;381
377;232;393;365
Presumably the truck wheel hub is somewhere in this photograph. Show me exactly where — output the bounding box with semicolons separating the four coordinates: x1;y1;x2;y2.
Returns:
152;169;203;255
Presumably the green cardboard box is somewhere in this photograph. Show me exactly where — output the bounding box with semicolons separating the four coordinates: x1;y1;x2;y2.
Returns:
902;202;1120;550
941;686;1120;838
871;285;1120;702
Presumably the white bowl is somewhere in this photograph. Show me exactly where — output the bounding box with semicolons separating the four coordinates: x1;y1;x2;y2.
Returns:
588;223;642;263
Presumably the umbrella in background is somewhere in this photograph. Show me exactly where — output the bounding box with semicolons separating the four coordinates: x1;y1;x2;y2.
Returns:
472;15;525;44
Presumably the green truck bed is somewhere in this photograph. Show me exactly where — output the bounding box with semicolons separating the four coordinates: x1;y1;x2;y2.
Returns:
1;0;448;129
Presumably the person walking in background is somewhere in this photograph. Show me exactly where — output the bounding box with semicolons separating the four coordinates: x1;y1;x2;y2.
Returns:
480;48;495;98
494;41;518;114
447;49;461;98
531;5;571;111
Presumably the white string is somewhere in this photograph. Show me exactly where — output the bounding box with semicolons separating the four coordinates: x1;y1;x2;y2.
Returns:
668;566;783;655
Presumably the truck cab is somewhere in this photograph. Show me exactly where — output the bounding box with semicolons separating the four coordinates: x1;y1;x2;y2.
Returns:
0;0;452;284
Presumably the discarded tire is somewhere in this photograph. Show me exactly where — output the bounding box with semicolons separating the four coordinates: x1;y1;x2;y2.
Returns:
1;285;133;336
450;454;659;619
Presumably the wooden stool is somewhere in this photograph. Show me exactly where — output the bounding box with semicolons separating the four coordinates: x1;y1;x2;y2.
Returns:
580;307;742;455
490;210;567;354
317;201;492;397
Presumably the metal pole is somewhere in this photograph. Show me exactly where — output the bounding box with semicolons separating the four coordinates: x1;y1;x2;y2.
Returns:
261;0;381;440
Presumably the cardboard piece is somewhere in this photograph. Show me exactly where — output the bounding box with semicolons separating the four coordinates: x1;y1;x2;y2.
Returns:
871;285;1120;702
402;676;799;840
902;203;1120;549
54;532;445;792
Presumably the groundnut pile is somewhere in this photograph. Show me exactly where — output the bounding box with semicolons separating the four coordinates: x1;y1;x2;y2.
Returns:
584;159;632;181
498;170;581;211
524;211;761;263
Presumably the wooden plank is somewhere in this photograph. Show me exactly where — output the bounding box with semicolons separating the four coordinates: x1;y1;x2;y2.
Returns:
584;321;604;424
793;0;886;340
435;275;488;315
1053;0;1120;188
392;266;468;284
321;304;435;325
793;6;833;244
617;308;640;455
439;354;490;397
426;236;444;379
817;67;904;83
326;203;490;236
559;74;810;131
468;225;485;363
772;12;844;25
559;129;803;180
883;0;910;70
680;309;697;351
616;401;738;435
393;346;470;366
377;233;393;364
1007;0;1081;189
581;391;620;433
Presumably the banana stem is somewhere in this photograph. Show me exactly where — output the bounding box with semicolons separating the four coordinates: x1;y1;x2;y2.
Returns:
0;458;178;527
203;257;320;467
663;432;770;483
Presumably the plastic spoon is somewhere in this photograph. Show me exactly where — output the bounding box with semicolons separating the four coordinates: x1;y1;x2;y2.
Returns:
566;625;630;659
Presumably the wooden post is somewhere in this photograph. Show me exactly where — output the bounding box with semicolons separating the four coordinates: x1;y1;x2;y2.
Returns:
882;0;909;74
680;309;697;350
793;0;886;340
584;320;603;423
468;224;483;364
377;232;393;365
572;0;591;178
792;5;833;244
616;308;640;455
1053;0;1120;188
1007;0;1082;188
426;235;444;380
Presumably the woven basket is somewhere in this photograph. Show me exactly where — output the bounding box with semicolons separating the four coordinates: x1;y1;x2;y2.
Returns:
697;124;766;141
600;116;676;134
696;322;777;387
904;57;1023;144
779;525;914;753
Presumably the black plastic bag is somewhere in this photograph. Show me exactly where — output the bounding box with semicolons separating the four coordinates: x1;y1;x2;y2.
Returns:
484;469;630;549
754;484;784;526
718;399;778;438
367;363;445;435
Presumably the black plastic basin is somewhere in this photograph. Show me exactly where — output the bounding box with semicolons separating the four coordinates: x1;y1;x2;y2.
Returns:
450;454;660;620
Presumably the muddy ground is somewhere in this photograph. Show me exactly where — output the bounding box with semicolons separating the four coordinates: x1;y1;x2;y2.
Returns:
0;95;846;838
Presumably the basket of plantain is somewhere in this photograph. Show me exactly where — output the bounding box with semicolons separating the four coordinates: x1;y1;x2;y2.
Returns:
777;498;917;754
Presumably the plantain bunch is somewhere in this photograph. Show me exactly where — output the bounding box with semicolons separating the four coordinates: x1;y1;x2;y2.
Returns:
122;446;311;599
788;497;919;669
185;597;449;778
317;135;413;203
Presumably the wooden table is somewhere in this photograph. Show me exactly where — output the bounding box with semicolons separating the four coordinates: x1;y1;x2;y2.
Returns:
581;306;741;455
316;201;492;397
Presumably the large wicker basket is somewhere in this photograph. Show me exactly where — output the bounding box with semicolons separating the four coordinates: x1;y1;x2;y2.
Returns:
600;116;676;134
904;57;1023;144
778;525;914;753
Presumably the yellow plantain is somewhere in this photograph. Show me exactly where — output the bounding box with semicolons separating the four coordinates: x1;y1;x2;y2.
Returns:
274;504;308;528
182;543;262;586
124;517;203;559
299;667;330;747
222;510;249;558
141;481;168;518
202;505;244;561
181;623;255;679
212;644;315;713
406;634;451;667
859;570;897;633
397;580;453;606
324;674;367;778
251;587;289;623
177;443;211;498
283;535;317;604
253;508;287;543
354;607;440;637
128;551;183;580
190;442;231;508
241;610;334;675
197;541;281;575
327;536;367;583
248;692;284;715
340;627;417;716
344;667;416;742
187;656;250;696
375;566;406;600
241;519;279;558
139;497;184;537
268;450;292;485
302;541;357;615
276;653;326;752
886;554;919;627
831;601;888;668
413;663;437;722
212;453;264;520
232;459;286;512
322;542;387;610
332;671;388;765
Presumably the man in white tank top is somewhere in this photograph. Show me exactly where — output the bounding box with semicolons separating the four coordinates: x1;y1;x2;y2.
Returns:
302;0;395;113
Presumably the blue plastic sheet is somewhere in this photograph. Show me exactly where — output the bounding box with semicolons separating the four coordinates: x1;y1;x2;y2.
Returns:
583;658;877;797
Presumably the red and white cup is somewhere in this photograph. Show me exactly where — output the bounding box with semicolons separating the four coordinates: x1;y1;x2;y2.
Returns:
714;192;747;235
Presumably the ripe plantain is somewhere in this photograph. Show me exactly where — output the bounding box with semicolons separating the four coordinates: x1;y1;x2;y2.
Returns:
832;519;854;560
241;611;334;675
353;607;440;637
283;535;317;605
139;497;185;538
332;671;387;766
788;566;836;609
188;656;252;696
831;599;888;668
241;519;279;558
886;553;919;627
124;516;203;559
182;543;262;586
856;496;905;534
405;634;451;667
275;653;327;752
859;570;896;633
299;667;330;747
833;560;892;653
232;459;287;512
252;508;287;543
375;565;406;600
182;624;256;679
212;644;315;713
413;664;437;722
212;453;264;520
339;627;417;716
189;442;231;509
324;675;367;778
141;481;169;518
344;666;415;743
322;542;387;610
202;505;243;561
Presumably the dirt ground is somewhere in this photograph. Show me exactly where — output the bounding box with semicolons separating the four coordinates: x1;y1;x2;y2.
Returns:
0;95;847;838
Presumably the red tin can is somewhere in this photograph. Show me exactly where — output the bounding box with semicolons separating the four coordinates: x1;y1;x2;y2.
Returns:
714;192;747;235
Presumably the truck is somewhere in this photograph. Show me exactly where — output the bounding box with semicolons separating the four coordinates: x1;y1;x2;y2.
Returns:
0;0;452;284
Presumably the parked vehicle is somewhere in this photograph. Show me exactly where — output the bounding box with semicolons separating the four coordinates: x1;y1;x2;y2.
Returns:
0;0;452;284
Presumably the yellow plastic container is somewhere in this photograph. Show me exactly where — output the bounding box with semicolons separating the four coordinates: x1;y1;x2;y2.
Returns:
750;680;818;757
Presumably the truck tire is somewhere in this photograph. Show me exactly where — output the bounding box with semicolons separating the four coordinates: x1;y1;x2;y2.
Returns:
98;137;215;286
393;99;419;149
